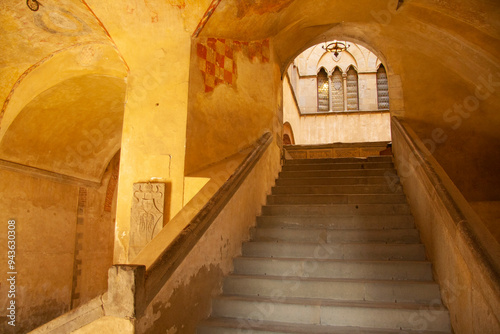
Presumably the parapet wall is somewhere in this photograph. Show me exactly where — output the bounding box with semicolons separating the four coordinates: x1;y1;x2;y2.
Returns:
285;141;390;160
391;117;500;333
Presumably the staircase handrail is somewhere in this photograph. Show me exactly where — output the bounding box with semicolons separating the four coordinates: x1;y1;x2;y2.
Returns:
139;131;273;305
392;116;500;310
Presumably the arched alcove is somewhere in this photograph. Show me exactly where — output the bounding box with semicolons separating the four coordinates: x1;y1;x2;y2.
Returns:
0;74;127;182
283;122;296;145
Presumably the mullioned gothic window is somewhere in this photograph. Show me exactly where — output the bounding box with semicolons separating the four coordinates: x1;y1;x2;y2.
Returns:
317;68;329;112
346;66;359;111
331;67;344;112
377;64;389;110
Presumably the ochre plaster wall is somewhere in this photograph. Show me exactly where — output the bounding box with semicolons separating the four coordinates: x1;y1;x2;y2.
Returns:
76;155;119;307
397;56;500;201
0;157;117;332
0;170;78;333
185;37;282;175
470;201;500;244
290;111;392;145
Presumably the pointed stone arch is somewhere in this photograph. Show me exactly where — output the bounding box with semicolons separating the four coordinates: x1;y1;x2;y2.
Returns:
377;64;389;110
283;122;296;145
331;66;345;112
317;67;330;112
346;65;359;111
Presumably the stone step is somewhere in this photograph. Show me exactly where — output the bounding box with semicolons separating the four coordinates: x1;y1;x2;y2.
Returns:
275;176;393;186
271;184;403;195
279;168;396;178
232;257;434;281
261;204;411;216
197;151;452;334
223;275;442;304
210;296;451;332
242;242;426;261
285;156;394;165
256;215;415;229
282;162;394;172
251;227;420;243
198;317;450;334
266;194;407;205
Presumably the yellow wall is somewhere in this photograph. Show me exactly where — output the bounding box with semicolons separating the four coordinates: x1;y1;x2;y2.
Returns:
0;170;77;333
0;160;117;333
185;37;282;174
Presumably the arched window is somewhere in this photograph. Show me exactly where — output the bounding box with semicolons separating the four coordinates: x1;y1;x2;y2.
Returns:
331;67;344;112
346;66;359;111
377;64;389;110
317;68;329;112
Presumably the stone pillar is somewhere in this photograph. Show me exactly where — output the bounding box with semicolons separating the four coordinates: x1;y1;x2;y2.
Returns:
105;265;146;319
103;4;192;264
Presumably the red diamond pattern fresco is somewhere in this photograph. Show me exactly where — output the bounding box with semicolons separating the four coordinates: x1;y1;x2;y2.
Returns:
197;38;270;93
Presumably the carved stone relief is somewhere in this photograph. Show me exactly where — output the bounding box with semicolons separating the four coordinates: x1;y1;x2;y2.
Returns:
129;182;165;259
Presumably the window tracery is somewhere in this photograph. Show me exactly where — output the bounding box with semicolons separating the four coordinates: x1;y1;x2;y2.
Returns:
331;67;344;112
346;66;359;111
317;68;330;112
377;65;389;110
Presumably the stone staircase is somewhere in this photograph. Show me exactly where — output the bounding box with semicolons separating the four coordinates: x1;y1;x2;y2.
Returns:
197;156;452;333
